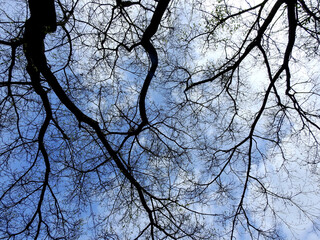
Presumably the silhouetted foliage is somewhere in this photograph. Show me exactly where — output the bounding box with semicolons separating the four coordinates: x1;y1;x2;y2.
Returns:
1;0;320;239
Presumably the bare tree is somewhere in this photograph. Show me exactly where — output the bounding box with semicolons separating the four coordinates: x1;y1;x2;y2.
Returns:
1;0;320;239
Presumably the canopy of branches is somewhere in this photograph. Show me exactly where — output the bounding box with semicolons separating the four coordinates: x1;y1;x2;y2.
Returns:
0;0;320;239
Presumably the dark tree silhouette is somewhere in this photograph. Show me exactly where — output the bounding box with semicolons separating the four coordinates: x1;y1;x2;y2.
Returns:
0;0;320;239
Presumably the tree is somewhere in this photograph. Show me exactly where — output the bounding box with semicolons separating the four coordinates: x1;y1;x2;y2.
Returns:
0;0;320;239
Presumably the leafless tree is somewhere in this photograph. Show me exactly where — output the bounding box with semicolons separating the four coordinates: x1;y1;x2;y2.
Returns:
1;0;320;239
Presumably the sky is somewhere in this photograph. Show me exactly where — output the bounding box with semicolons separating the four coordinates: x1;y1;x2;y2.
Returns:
1;0;320;239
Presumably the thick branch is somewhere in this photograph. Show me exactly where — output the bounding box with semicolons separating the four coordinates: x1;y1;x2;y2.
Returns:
137;0;170;129
185;0;285;90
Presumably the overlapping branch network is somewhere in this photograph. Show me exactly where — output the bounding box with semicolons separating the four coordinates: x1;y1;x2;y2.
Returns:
0;0;320;239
